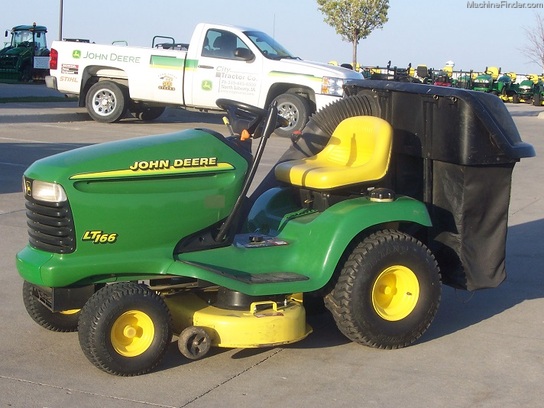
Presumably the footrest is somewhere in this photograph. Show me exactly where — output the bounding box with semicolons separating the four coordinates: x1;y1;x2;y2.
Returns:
181;260;309;284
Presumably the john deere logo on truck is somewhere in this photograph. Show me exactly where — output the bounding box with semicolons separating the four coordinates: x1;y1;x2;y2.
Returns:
202;80;212;91
72;50;81;59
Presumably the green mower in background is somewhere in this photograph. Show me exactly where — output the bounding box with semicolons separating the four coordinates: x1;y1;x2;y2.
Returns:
471;66;501;93
16;80;535;376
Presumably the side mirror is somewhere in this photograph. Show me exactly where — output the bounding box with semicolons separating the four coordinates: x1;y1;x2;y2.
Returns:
234;48;254;61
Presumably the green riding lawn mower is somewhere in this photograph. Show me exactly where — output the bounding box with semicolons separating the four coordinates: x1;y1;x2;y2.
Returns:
17;80;534;376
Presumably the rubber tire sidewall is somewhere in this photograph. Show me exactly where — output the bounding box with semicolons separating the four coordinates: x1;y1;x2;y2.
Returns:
86;80;128;123
533;92;541;106
273;93;310;138
325;230;441;349
138;106;165;121
78;282;172;376
22;281;80;332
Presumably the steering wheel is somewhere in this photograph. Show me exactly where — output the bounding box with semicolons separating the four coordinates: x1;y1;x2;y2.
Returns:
216;99;268;137
216;99;289;139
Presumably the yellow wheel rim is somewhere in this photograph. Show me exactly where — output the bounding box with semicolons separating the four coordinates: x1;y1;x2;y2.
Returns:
59;309;80;315
110;310;155;357
372;265;420;321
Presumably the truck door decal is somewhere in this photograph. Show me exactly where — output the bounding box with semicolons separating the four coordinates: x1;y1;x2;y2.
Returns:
149;55;184;69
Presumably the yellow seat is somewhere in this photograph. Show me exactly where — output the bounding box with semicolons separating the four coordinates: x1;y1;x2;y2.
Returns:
274;116;393;190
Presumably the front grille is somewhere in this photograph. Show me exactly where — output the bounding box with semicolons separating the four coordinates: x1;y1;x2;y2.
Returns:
25;197;76;254
0;56;17;69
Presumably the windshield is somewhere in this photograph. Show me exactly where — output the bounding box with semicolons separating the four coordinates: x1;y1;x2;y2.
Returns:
11;30;47;49
244;30;298;60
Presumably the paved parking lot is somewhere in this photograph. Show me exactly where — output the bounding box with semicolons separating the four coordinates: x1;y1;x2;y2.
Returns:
0;86;543;408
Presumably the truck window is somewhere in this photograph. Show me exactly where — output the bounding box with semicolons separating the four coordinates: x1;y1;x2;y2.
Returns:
201;29;250;60
244;30;296;60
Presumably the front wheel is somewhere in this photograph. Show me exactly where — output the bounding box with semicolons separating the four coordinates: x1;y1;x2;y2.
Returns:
533;92;542;106
86;81;128;123
325;229;441;349
272;93;310;138
78;282;172;376
22;281;80;332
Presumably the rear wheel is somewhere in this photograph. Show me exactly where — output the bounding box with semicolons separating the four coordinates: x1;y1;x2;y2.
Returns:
86;81;128;123
325;229;441;349
273;93;310;138
137;106;165;121
78;282;172;376
22;281;80;332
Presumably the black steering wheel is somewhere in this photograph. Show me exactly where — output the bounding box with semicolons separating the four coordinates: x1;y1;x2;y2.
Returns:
216;99;288;138
216;98;267;137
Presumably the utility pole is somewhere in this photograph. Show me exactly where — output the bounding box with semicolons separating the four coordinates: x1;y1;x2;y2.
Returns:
58;0;64;41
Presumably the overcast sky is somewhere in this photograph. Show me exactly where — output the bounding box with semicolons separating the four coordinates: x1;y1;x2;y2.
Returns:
2;0;543;74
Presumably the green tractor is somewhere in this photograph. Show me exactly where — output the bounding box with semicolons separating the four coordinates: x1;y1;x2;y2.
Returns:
530;75;544;106
497;72;518;102
0;23;49;82
471;66;501;93
507;74;539;104
16;81;534;376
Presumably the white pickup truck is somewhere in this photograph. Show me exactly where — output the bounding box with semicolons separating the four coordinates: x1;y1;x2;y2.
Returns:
45;22;362;137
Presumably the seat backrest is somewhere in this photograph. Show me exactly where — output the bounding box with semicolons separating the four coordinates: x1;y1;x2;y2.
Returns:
274;116;393;189
321;115;392;181
212;34;236;58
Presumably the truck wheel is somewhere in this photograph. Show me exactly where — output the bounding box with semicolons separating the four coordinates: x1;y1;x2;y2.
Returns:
137;106;165;121
22;281;80;332
78;282;172;376
325;229;441;349
86;81;128;123
273;93;310;138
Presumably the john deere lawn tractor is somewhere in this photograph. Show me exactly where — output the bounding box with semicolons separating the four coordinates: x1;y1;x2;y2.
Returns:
16;80;534;376
471;66;501;93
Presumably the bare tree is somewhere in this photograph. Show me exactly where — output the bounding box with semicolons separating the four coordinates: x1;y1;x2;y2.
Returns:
522;13;544;72
317;0;389;69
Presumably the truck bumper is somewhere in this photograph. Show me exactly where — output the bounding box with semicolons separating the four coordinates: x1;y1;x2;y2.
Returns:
314;94;343;111
45;75;57;90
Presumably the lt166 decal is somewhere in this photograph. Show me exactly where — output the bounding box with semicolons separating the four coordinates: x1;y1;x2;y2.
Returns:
82;230;118;244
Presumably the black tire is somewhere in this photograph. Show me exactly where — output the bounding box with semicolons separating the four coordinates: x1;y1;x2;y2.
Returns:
273;93;311;138
533;92;541;106
512;94;520;104
137;106;165;121
178;326;211;360
20;65;33;82
22;281;80;332
78;282;172;376
85;81;128;123
325;229;441;349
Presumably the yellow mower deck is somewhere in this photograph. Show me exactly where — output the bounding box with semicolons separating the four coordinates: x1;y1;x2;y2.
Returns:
165;292;312;349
